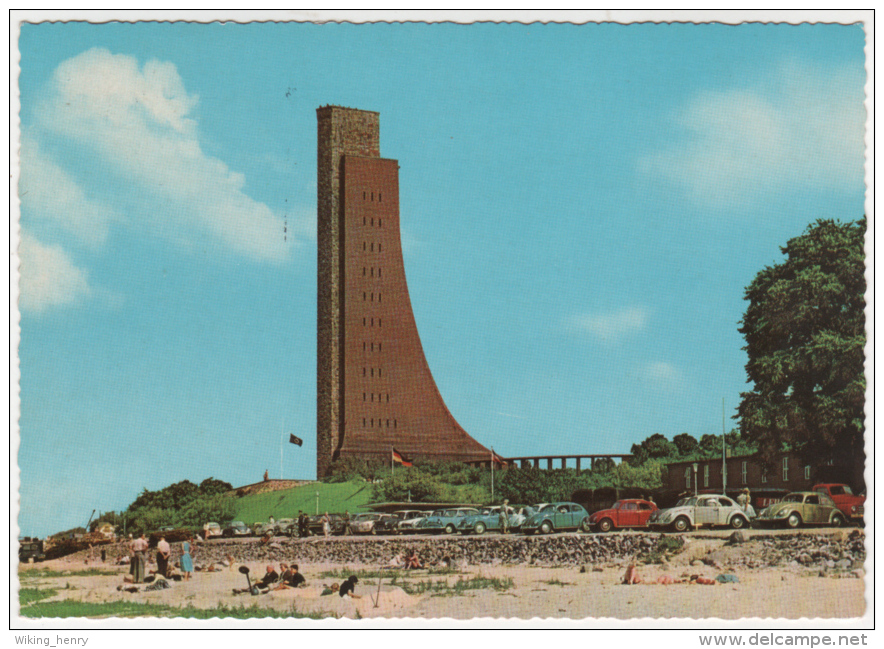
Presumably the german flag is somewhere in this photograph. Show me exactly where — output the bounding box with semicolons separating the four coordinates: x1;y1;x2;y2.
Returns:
392;448;413;467
491;450;507;466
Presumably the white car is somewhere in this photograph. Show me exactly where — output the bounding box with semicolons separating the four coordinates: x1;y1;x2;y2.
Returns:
349;513;383;534
394;510;428;533
648;495;750;532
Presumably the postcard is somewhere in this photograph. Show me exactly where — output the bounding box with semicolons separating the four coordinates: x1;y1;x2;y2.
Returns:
10;9;872;637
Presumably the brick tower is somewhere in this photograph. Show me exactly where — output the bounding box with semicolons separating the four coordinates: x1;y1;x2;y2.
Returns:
316;106;492;477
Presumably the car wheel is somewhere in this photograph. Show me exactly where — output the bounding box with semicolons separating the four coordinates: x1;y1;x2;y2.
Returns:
830;514;845;527
580;518;591;533
672;516;690;533
730;516;746;530
597;519;613;533
444;524;456;535
785;513;802;529
540;520;553;535
474;522;486;535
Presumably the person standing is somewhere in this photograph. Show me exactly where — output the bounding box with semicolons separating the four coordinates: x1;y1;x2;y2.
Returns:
322;512;331;537
499;499;510;534
156;536;171;577
180;537;194;581
131;533;148;583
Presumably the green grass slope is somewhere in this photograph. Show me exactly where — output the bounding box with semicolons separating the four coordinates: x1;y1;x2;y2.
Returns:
232;481;373;526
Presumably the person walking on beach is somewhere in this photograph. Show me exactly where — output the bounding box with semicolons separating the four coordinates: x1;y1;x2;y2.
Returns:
180;536;194;581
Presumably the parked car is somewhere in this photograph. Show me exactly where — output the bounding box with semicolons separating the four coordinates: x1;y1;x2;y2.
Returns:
648;494;749;532
755;491;846;529
394;510;429;533
350;513;384;535
813;483;865;522
222;521;252;538
202;522;222;539
308;513;349;536
19;538;45;563
521;502;591;534
373;514;403;535
252;521;268;536
589;499;659;533
459;505;531;534
417;508;480;534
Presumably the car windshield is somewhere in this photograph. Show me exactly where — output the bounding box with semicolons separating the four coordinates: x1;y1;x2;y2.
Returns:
676;497;697;507
480;508;493;515
612;502;623;509
784;494;805;503
540;504;557;513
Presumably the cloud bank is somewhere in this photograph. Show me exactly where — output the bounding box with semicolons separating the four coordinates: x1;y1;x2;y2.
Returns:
19;232;91;313
639;60;866;210
36;47;288;263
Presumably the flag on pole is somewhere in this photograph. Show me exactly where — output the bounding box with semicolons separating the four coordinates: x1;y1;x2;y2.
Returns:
289;434;303;447
491;450;506;466
392;448;412;467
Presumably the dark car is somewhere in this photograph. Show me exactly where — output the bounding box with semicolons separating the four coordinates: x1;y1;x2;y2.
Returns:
308;513;349;536
221;521;252;538
19;538;45;563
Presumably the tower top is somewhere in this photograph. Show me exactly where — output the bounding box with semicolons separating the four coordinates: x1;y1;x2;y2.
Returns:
316;105;380;116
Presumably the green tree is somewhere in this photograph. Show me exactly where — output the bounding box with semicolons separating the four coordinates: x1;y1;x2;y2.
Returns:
738;217;866;471
630;433;678;465
672;433;699;457
698;434;723;458
370;467;448;502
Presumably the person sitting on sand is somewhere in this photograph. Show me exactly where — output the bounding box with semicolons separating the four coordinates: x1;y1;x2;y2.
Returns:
320;583;340;596
622;563;642;585
273;563;307;590
260;530;273;546
404;548;423;570
256;564;279;590
384;553;405;569
339;575;361;599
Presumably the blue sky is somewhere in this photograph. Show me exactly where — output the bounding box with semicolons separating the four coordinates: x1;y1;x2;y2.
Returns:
15;22;866;538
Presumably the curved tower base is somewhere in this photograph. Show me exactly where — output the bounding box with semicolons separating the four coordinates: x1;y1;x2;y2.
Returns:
316;106;491;477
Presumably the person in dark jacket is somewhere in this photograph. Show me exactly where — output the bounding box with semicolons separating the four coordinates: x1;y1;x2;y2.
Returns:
339;575;361;599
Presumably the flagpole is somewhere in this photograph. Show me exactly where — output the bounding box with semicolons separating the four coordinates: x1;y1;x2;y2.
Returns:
391;446;394;477
491;447;495;503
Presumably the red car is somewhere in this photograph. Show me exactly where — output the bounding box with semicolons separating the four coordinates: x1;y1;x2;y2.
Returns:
588;499;658;533
813;484;865;522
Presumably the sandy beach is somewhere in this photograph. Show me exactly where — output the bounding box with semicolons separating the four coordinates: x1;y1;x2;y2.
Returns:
17;535;866;620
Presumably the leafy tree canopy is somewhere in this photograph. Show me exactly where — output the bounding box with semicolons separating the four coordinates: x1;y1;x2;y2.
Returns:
738;217;866;469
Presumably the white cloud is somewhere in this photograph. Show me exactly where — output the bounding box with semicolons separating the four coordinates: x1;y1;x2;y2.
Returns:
19;136;118;248
38;48;288;262
18;231;91;313
569;306;648;343
639;60;866;209
642;361;681;385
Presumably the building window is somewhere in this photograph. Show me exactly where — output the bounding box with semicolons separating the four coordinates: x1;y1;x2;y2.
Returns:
370;292;373;302
378;368;382;377
378;318;382;327
363;267;366;276
371;418;374;427
363;292;366;301
370;393;374;402
379;218;382;226
371;218;374;226
703;465;709;488
804;465;811;480
379;193;382;202
394;419;397;428
370;368;374;377
378;243;382;252
379;343;382;352
378;293;382;302
782;457;789;482
362;418;366;427
386;419;390;427
378;267;382;277
741;461;747;484
371;318;374;326
362;367;366;377
386;393;389;402
363;393;366;401
363;191;366;200
363;241;366;251
685;467;691;490
371;192;374;201
370;242;374;252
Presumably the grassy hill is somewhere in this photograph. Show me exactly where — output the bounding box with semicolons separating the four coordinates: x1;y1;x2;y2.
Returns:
231;480;374;526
